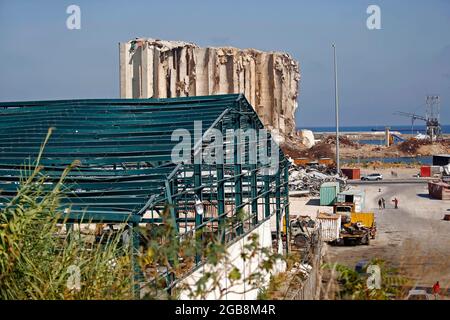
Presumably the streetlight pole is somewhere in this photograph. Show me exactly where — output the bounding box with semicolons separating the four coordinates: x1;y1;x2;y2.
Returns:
332;43;340;174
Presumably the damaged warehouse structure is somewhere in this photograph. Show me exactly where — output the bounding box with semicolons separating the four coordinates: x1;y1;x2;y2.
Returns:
0;94;290;298
119;38;300;140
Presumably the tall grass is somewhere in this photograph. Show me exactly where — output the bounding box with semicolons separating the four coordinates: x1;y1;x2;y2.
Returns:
0;136;133;299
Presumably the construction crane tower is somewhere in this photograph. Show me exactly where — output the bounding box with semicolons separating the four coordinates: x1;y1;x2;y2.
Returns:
394;95;442;141
425;95;441;141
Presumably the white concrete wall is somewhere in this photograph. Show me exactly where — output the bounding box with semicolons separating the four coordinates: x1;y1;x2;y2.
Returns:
177;216;285;300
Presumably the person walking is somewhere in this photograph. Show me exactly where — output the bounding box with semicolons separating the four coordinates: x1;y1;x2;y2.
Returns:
382;198;386;209
378;199;382;210
432;281;440;300
392;197;399;209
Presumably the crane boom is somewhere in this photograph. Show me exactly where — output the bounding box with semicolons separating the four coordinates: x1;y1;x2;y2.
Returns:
393;111;427;122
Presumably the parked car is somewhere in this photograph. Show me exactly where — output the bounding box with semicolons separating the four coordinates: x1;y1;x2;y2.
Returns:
361;173;383;181
406;289;432;300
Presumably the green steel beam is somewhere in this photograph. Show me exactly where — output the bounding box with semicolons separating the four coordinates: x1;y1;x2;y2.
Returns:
164;180;179;234
275;167;281;240
284;162;290;254
215;120;226;243
233;112;243;236
193;163;203;264
263;174;271;219
250;118;258;226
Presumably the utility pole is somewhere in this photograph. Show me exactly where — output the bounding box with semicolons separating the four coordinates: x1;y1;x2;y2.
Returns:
332;44;340;174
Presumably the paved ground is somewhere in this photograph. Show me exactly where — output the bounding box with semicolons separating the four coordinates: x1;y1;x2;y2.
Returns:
360;168;421;180
323;182;450;294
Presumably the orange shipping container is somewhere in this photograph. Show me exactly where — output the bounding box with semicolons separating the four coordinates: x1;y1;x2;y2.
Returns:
294;158;309;166
319;158;333;166
341;168;361;180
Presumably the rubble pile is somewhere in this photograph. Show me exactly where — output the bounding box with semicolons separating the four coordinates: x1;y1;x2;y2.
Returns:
298;143;334;159
289;262;313;278
288;163;346;195
322;135;357;147
398;138;431;154
280;141;308;158
284;135;357;160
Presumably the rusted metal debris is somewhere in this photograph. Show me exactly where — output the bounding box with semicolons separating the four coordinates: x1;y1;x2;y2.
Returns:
288;161;346;196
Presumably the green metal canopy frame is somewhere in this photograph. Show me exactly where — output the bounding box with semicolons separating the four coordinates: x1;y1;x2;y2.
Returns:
0;93;290;292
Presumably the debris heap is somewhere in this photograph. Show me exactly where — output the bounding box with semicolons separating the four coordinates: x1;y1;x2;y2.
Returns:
288;162;346;196
321;135;357;147
398;138;431;154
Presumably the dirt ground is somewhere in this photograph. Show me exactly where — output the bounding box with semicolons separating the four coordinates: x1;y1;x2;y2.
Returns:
321;182;450;293
288;166;450;298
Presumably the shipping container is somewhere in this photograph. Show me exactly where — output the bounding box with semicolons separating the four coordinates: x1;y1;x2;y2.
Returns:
428;181;450;200
341;168;361;180
431;166;441;176
320;182;340;206
337;190;365;212
433;154;450;166
294;158;309;166
421;166;431;177
319;158;333;166
317;213;341;242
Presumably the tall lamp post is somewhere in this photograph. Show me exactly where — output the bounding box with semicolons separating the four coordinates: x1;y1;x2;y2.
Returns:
332;43;340;174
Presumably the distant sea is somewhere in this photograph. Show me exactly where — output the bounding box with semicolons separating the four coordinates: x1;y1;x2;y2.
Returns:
298;124;450;134
296;124;448;165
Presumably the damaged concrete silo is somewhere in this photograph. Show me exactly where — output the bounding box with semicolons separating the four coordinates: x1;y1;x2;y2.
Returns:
119;38;300;139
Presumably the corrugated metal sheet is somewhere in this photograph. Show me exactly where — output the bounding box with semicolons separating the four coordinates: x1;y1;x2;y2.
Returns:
317;213;341;242
320;182;340;206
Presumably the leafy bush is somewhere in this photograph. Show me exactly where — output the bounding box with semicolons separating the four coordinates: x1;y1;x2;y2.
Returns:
322;259;406;300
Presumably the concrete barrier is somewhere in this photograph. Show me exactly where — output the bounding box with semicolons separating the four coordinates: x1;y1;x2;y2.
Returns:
177;217;285;300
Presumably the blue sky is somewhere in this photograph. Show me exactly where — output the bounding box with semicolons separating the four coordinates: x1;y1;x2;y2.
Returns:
0;0;449;127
